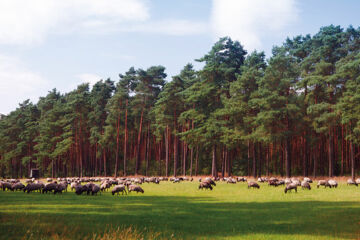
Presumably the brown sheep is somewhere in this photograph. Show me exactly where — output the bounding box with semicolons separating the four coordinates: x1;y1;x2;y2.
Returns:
199;182;213;190
248;181;260;189
128;184;144;193
284;183;297;193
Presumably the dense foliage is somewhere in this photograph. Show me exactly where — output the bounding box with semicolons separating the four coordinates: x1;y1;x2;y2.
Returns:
1;25;360;178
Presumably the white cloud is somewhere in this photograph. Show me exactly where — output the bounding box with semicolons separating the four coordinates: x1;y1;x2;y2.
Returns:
211;0;299;51
0;0;208;45
0;0;150;45
125;19;209;36
0;54;49;114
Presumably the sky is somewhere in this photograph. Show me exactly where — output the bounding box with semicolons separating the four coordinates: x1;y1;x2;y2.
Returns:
0;0;359;114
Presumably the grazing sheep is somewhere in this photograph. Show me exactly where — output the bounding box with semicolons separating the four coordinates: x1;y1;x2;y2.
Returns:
199;182;213;190
284;183;298;193
268;180;278;187
70;182;80;191
347;179;358;187
204;178;216;186
248;181;260;189
42;182;58;194
1;182;12;191
11;182;25;191
301;181;311;190
84;183;95;195
227;178;236;184
291;179;301;186
328;180;338;188
237;177;247;182
317;180;331;188
91;184;101;195
173;178;181;183
24;183;43;193
54;183;67;194
276;180;285;186
128;185;144;194
303;177;313;183
75;185;87;195
284;178;292;185
269;177;278;182
112;185;127;195
257;177;266;183
355;178;360;184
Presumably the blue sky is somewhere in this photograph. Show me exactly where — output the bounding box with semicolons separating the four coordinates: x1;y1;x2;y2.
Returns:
0;0;359;114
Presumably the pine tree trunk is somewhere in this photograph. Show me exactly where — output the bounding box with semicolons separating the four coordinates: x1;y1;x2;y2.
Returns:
114;111;120;177
212;144;217;177
165;125;169;177
248;141;251;176
145;124;150;176
103;149;106;176
285;137;291;178
328;130;334;177
252;143;257;178
350;142;355;180
135;109;144;175
195;146;199;176
258;143;262;177
123;99;128;176
173;135;178;177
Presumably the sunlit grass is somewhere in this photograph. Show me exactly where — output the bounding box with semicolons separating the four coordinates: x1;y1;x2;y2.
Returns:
0;181;359;239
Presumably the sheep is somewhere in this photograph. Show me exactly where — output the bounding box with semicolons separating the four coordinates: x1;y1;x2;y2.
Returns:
75;185;87;195
112;185;127;195
173;178;181;183
46;178;53;182
301;181;311;190
257;177;266;183
1;181;12;191
84;183;95;195
284;178;292;185
237;177;247;182
284;183;297;193
303;177;313;183
276;180;285;186
347;179;358;187
291;179;301;186
328;180;338;188
269;177;278;182
248;181;260;189
11;182;25;191
204;178;216;186
317;180;331;188
54;183;67;194
356;178;360;184
128;184;144;194
226;178;236;184
70;182;80;191
42;182;58;194
91;184;101;195
268;180;278;187
24;183;43;193
199;182;213;190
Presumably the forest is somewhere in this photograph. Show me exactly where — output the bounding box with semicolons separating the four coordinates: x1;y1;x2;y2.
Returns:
1;25;360;179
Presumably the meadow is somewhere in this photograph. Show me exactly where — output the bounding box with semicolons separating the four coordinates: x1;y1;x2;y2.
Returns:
0;180;360;240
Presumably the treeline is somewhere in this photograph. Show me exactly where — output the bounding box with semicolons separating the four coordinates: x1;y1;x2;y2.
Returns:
1;25;360;179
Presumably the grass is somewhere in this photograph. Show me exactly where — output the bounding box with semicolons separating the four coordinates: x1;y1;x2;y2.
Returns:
0;180;360;239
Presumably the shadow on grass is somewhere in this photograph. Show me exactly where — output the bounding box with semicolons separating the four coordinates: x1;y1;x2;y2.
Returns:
0;192;359;239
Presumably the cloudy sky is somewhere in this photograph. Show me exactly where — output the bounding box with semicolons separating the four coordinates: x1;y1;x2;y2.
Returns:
0;0;359;114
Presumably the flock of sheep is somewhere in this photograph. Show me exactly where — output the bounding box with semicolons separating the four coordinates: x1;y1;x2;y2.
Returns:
0;176;359;196
197;176;359;193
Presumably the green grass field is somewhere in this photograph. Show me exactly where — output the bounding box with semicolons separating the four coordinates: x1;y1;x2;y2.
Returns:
0;180;360;240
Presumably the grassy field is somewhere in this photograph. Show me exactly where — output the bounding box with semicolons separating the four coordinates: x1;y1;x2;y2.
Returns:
0;180;360;240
